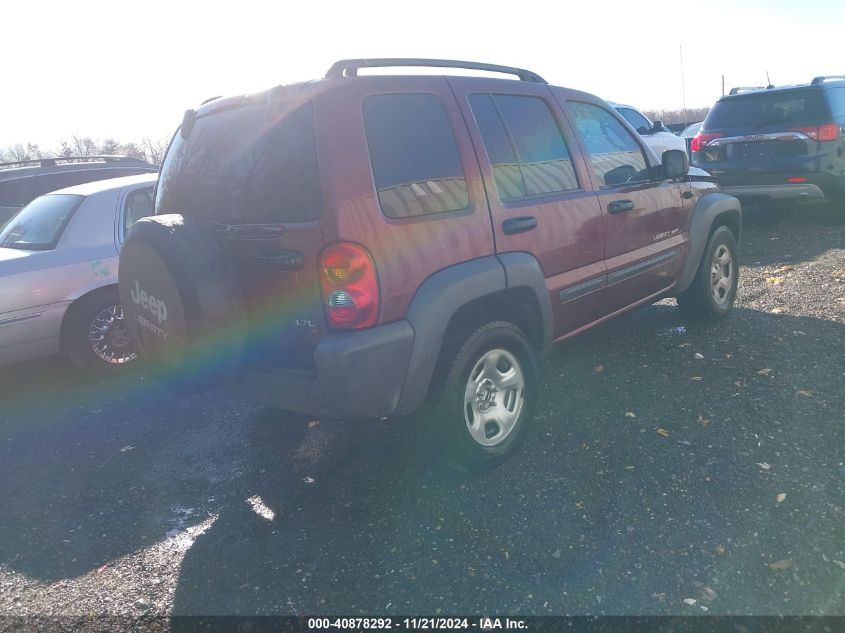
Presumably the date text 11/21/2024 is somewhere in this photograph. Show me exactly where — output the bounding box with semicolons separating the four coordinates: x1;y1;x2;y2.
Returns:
307;617;528;630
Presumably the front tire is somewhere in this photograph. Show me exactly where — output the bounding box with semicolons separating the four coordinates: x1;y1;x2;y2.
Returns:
63;287;138;376
428;321;538;473
677;225;739;321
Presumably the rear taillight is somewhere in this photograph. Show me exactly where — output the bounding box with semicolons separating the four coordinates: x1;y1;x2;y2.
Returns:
691;132;723;152
788;123;840;142
319;242;379;329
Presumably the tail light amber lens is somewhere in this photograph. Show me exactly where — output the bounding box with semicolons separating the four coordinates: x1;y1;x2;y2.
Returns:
319;243;379;329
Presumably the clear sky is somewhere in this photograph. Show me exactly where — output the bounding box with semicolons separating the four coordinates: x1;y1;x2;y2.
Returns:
4;0;843;148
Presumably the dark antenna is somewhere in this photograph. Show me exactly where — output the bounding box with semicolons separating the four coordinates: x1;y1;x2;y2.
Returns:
766;71;774;89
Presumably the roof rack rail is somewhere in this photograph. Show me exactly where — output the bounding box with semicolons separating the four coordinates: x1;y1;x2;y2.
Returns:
0;155;147;169
325;58;547;84
728;86;768;95
810;75;845;85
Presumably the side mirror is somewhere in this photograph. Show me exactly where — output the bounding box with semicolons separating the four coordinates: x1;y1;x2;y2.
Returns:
662;149;689;179
652;120;665;133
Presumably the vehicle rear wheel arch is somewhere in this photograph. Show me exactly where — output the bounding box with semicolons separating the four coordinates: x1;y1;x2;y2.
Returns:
396;255;551;416
442;288;545;356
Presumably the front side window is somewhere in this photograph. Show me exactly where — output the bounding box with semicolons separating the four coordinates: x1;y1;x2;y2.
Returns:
123;187;155;237
363;93;469;218
617;107;652;134
0;194;83;250
568;101;650;188
469;94;578;201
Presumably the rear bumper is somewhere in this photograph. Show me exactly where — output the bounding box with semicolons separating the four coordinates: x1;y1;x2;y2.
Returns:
721;183;826;202
234;320;415;419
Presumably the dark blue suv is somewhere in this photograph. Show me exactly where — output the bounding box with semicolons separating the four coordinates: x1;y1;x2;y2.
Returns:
692;76;845;206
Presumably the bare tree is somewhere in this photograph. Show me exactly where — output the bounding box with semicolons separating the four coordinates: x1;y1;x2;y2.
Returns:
100;138;122;155
643;107;711;126
5;143;44;162
120;141;146;161
55;140;74;158
141;137;169;165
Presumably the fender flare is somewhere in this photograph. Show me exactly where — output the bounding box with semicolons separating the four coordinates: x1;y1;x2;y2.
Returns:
676;192;742;294
396;254;552;415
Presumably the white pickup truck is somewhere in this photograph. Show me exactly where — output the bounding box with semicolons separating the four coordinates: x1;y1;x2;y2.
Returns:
610;102;687;159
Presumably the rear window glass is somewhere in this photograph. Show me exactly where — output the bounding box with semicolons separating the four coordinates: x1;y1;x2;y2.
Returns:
0;194;83;250
155;101;321;224
363;93;469;218
706;89;830;129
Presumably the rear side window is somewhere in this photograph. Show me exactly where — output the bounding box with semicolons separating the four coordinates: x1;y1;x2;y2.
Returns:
363;93;469;218
0;194;83;250
469;94;578;201
826;88;845;116
123;187;154;237
0;176;39;207
706;89;830;129
568;101;650;188
156;101;321;224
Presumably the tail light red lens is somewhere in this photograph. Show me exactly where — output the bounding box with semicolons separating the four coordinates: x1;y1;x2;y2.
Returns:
319;243;379;329
788;123;840;142
691;132;723;152
818;123;840;141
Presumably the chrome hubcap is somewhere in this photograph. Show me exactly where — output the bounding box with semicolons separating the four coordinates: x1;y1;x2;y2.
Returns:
710;245;734;306
89;305;137;365
463;348;525;447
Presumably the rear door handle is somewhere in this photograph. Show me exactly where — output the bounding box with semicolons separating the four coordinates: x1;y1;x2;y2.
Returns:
608;199;635;214
502;216;537;235
255;249;304;271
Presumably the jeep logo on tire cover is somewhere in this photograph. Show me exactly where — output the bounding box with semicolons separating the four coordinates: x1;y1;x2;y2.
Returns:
129;280;168;339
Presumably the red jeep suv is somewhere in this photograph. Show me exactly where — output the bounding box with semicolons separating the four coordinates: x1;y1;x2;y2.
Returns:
119;59;742;471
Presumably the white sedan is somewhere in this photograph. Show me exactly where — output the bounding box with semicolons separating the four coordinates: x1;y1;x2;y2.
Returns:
0;173;156;373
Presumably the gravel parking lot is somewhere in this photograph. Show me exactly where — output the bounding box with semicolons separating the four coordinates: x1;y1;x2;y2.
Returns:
0;203;843;623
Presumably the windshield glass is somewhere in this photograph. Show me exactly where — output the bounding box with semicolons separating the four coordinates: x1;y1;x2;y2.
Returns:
706;89;829;129
0;194;83;250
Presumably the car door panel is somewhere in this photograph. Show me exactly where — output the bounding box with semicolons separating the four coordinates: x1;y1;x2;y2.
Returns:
598;182;687;313
563;100;689;315
448;80;606;339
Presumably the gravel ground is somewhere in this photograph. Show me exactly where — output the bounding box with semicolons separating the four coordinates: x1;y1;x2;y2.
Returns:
0;203;843;626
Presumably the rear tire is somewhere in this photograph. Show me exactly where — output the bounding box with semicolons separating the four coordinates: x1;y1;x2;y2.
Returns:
63;287;138;376
427;321;538;474
677;225;739;321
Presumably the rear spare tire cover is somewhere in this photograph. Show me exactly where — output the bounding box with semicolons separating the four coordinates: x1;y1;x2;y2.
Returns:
119;214;246;393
